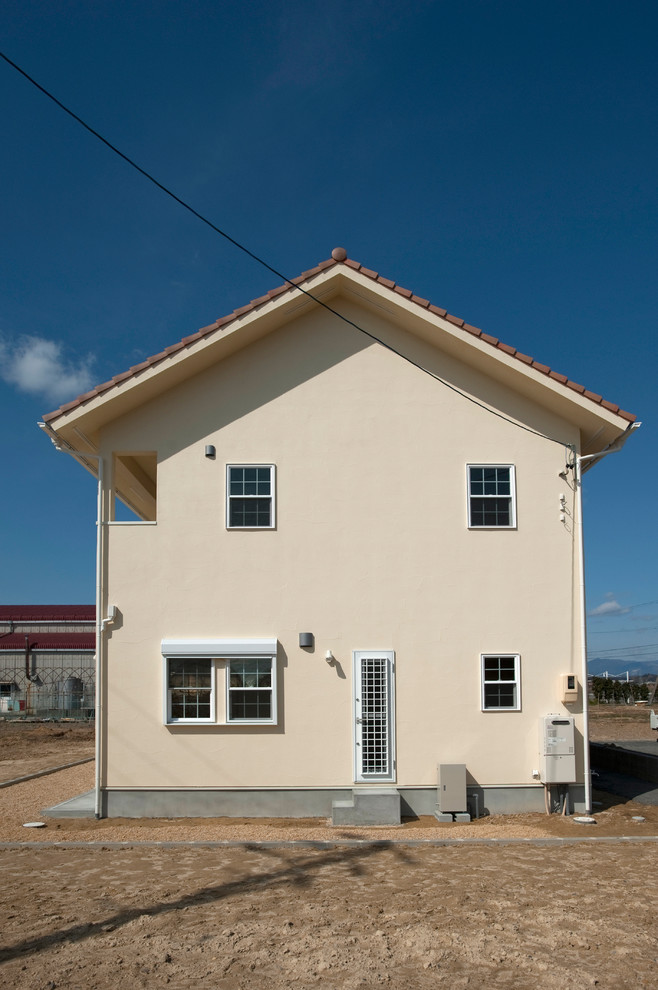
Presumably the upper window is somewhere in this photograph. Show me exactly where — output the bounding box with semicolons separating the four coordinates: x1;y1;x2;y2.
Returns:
468;465;516;528
227;464;275;529
481;654;521;711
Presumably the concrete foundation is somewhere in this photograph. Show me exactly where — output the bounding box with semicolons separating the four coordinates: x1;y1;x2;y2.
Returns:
74;783;586;820
332;788;401;826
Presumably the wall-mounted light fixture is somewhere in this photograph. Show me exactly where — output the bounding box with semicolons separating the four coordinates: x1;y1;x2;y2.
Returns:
299;632;314;649
205;445;216;459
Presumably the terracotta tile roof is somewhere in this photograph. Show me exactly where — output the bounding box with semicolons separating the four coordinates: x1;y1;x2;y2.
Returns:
0;606;95;622
42;252;636;424
0;632;95;650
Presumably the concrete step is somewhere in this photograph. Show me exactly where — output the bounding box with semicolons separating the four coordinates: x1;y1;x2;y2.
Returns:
332;787;401;826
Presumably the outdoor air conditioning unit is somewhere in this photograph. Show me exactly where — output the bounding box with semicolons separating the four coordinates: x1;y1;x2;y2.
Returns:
539;715;576;783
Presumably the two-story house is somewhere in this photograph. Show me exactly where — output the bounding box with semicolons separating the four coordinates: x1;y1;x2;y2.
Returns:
39;249;637;822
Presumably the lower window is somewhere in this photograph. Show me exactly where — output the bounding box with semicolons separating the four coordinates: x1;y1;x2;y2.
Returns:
228;658;273;721
164;649;277;725
481;654;520;711
167;659;214;722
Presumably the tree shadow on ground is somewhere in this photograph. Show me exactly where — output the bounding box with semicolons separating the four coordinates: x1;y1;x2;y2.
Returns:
0;841;414;964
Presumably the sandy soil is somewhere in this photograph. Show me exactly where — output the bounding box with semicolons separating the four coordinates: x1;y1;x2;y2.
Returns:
0;721;94;783
1;842;656;989
588;704;657;742
0;711;656;988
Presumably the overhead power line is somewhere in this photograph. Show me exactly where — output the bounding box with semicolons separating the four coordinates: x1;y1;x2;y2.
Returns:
589;626;658;635
0;48;570;449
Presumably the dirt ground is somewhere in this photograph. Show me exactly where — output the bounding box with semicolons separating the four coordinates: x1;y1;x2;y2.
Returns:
1;842;657;989
0;710;656;988
587;703;658;742
0;721;94;783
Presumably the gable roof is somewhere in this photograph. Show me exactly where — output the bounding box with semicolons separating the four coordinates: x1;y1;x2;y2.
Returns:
41;249;636;459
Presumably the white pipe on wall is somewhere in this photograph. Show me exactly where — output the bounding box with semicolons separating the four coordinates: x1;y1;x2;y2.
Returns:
573;420;640;814
574;456;592;814
38;422;106;819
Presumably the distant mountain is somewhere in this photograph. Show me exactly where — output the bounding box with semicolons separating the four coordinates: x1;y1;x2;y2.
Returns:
587;657;658;679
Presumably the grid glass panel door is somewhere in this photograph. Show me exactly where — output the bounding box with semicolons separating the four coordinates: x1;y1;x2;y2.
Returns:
353;652;395;782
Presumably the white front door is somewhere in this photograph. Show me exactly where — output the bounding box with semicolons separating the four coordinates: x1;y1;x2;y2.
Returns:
353;651;395;783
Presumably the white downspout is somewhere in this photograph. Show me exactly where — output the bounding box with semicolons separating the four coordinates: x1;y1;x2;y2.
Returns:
92;450;104;819
38;422;107;819
574;456;592;813
574;421;640;814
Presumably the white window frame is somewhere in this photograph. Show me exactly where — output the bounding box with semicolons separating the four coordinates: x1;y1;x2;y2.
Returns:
480;654;521;711
164;657;216;724
467;464;517;529
226;656;277;724
162;639;278;726
226;464;276;530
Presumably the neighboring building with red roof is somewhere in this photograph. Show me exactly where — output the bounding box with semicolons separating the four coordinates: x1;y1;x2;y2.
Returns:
0;606;95;716
39;249;638;821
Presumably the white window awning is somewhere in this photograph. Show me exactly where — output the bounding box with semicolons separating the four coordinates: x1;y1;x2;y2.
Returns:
161;638;277;657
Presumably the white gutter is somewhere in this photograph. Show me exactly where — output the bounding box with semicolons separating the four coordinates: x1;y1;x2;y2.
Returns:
573;464;592;813
578;421;641;473
38;422;107;819
574;421;640;812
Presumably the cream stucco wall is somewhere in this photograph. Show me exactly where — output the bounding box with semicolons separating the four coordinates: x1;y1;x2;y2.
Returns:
98;300;584;793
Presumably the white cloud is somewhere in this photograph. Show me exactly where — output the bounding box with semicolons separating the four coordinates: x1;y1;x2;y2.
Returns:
588;599;631;617
0;335;95;405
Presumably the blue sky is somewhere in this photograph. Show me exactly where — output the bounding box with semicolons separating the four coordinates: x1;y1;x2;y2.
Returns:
1;1;656;672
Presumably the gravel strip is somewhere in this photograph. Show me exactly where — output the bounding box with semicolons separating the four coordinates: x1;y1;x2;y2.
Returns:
0;762;656;845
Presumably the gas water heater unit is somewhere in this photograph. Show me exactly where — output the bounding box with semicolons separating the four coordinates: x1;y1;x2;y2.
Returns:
539;715;576;783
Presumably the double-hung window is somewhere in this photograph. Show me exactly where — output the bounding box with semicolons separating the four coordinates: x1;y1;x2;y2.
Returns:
228;658;274;721
468;465;516;528
167;658;214;723
226;464;275;529
481;654;521;711
163;639;278;725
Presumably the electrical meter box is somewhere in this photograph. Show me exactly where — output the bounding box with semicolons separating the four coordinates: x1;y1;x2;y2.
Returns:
560;673;578;703
539;715;576;783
